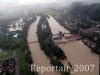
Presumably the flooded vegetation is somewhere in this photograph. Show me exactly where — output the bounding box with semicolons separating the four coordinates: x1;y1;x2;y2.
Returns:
27;16;61;75
47;15;99;75
0;0;100;75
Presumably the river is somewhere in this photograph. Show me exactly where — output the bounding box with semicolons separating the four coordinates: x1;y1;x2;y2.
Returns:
47;15;99;75
27;16;60;75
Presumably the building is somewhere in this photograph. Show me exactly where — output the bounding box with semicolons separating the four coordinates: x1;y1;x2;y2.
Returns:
52;31;80;44
52;35;68;44
65;35;80;41
83;39;96;48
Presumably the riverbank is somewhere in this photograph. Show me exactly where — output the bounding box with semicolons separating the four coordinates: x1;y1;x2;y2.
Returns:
27;16;60;75
47;15;99;75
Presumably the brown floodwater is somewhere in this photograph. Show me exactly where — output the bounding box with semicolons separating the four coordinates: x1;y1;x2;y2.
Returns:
27;16;60;75
47;16;99;75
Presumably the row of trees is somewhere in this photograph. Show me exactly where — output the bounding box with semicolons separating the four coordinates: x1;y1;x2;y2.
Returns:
21;16;38;75
37;16;66;60
22;16;37;37
37;15;70;75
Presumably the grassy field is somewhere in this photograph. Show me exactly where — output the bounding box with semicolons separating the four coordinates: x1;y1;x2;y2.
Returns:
0;50;14;59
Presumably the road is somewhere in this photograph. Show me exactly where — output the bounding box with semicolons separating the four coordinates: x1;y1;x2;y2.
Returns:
15;57;19;75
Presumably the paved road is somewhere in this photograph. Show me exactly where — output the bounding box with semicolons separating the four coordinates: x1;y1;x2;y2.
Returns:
15;57;19;75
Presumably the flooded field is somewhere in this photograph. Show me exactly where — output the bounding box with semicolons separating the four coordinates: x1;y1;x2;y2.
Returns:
27;16;60;75
47;16;99;75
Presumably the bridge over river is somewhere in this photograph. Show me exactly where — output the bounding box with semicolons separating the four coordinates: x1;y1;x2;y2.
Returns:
27;16;60;75
27;15;99;75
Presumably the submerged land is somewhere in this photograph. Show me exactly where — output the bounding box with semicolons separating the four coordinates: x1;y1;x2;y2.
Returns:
0;2;99;75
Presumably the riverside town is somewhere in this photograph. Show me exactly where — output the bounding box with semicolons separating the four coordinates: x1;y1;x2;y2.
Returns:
0;0;99;75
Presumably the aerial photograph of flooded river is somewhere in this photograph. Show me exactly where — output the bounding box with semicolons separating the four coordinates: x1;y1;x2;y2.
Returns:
0;0;100;75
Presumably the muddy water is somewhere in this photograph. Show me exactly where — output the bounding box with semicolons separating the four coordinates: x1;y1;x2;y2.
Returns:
27;16;60;75
47;16;99;75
